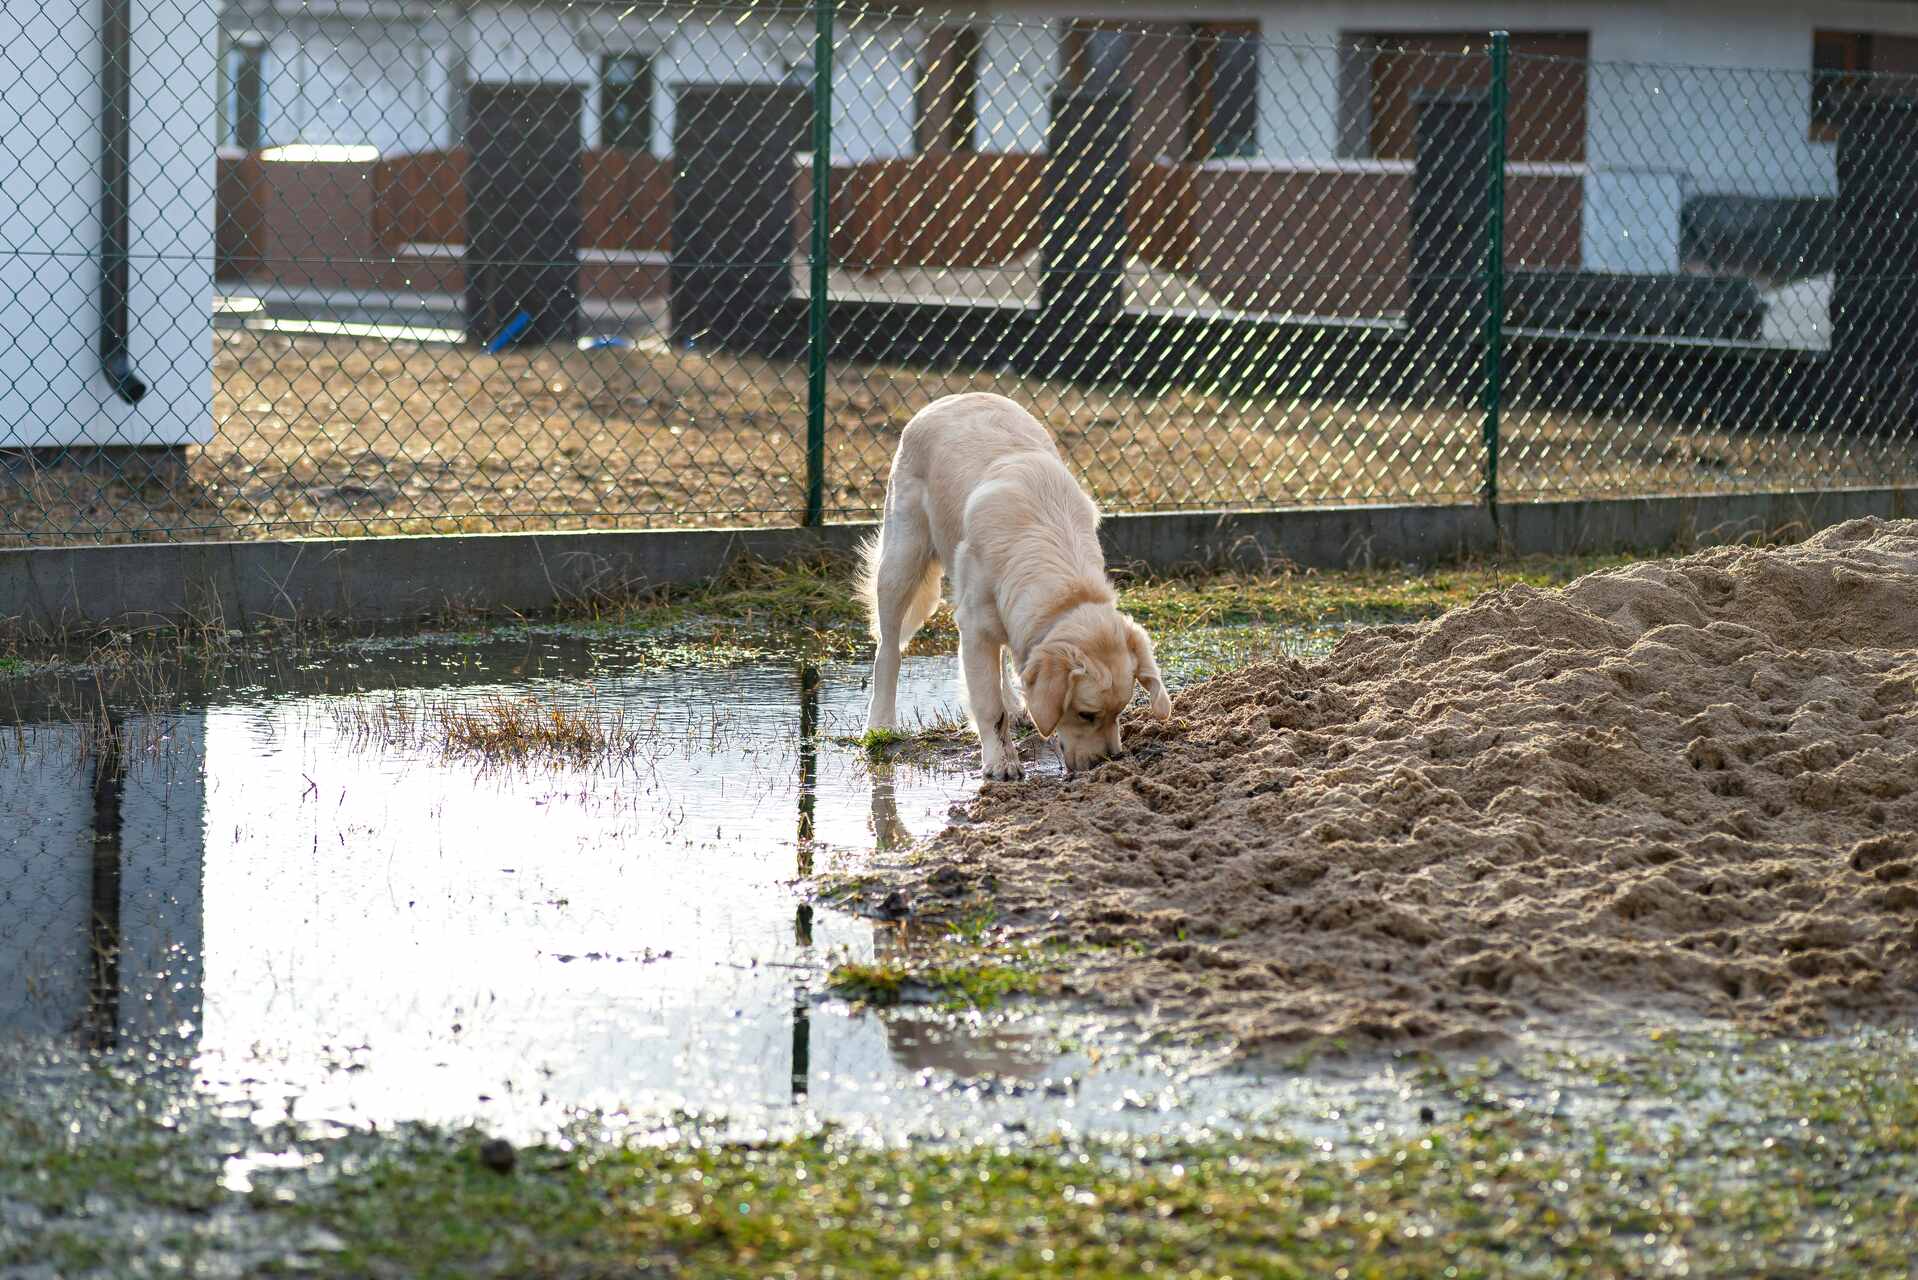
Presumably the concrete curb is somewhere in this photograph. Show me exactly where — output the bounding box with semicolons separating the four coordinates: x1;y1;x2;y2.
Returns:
2;487;1910;633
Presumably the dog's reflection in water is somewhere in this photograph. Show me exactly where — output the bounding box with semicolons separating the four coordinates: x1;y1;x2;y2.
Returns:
868;767;912;853
861;778;1052;1086
867;915;1052;1086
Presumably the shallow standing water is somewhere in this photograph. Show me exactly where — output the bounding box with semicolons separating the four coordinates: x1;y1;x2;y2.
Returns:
2;631;1392;1145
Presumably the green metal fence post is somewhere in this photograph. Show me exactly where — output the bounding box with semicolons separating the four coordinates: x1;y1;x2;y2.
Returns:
803;0;836;528
1483;31;1509;535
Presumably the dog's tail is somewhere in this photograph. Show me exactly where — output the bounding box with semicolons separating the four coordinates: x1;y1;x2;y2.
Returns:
854;529;885;642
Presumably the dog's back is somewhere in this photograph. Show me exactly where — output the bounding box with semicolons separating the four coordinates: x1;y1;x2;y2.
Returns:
858;391;1087;645
890;392;1060;503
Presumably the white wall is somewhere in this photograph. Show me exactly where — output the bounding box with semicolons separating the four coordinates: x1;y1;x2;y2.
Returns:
262;17;441;154
465;3;592;88
1;0;214;449
1583;170;1684;273
230;6;921;162
213;1;1918;198
836;15;922;162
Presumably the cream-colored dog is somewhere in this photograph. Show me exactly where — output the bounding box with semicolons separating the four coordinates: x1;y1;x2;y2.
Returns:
860;392;1172;779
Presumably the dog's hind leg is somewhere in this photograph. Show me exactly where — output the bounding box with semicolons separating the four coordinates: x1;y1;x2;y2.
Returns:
861;501;941;733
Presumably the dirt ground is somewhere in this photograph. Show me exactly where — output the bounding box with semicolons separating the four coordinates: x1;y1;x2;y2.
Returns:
899;519;1918;1052
5;329;1916;545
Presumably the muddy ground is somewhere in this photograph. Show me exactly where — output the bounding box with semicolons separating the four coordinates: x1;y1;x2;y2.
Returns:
8;329;1915;544
895;518;1918;1052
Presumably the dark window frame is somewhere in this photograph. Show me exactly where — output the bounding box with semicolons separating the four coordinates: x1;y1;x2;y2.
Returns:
916;25;981;152
599;51;654;152
1812;30;1873;142
225;42;265;150
1189;23;1259;160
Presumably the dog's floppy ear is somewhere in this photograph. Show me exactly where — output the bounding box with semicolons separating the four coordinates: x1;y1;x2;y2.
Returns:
1126;619;1172;720
1021;642;1085;738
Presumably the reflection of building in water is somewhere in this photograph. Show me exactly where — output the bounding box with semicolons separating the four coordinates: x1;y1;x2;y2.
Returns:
0;715;207;1059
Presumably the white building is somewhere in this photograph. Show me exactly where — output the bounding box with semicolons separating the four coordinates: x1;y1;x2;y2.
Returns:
215;0;1918;288
216;1;1918;169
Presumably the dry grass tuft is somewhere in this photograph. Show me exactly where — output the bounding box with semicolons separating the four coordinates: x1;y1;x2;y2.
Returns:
336;694;645;767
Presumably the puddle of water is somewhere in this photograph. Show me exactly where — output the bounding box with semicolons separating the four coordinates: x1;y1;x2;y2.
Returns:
2;634;1392;1145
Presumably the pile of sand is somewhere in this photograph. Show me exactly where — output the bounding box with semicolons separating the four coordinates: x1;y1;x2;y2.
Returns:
910;518;1918;1050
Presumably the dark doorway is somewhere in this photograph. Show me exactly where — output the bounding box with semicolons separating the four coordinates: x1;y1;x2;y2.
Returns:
465;83;584;347
669;83;810;351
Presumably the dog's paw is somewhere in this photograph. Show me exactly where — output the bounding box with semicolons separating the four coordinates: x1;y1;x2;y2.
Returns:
981;757;1024;782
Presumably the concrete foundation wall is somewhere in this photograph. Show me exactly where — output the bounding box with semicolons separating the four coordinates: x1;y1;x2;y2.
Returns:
1;488;1910;634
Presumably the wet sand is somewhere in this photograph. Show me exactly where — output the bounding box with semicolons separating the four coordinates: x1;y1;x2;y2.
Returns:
905;519;1918;1052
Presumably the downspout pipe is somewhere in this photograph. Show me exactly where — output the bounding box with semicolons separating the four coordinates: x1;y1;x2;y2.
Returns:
100;0;146;404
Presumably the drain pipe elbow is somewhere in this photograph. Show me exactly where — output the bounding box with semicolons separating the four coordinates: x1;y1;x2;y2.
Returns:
102;349;146;404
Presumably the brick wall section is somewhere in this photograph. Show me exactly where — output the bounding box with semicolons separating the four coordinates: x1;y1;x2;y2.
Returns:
253;159;385;291
373;149;465;247
372;149;672;253
1507;174;1583;273
218;151;1579;317
822;154;1194;271
584;150;673;253
215;154;265;281
1187;167;1581;317
838;152;1040;267
792;160;862;269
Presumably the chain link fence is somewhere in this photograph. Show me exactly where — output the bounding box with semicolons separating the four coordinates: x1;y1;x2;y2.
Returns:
3;4;1915;547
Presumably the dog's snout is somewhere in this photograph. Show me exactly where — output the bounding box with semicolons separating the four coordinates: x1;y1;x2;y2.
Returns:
1063;744;1116;775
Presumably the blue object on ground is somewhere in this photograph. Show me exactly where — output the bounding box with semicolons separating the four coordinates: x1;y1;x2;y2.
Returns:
576;335;633;351
484;310;533;353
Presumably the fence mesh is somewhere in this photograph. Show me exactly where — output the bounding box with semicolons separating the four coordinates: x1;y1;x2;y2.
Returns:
3;4;1916;547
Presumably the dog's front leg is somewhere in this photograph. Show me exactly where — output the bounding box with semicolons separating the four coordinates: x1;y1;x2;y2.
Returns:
958;625;1021;781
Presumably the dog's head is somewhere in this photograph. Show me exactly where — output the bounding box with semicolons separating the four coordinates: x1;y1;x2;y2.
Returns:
1020;606;1171;773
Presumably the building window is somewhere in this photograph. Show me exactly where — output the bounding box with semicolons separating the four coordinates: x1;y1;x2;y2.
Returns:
1065;21;1261;161
917;25;980;152
1342;32;1588;163
1081;28;1132;86
222;42;266;150
1813;32;1874;140
1190;24;1258;158
600;53;653;151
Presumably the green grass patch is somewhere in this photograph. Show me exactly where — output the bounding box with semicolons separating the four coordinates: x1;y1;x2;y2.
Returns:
662;549;1640;659
586;554;868;644
1113;552;1640;634
851;726;915;755
826;957;1043;1011
826;908;1051;1012
849;712;990;762
9;1032;1915;1277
